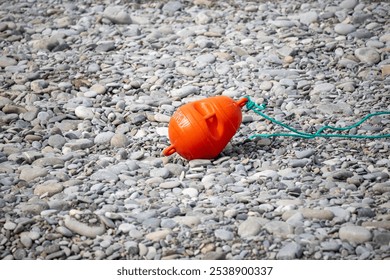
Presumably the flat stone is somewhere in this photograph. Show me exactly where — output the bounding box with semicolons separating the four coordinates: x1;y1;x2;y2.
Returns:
90;170;119;182
334;23;356;35
171;85;199;99
372;182;390;194
34;180;64;196
173;216;201;228
299;208;334;220
264;221;293;238
160;180;181;189
214;229;234;241
94;132;115;145
295;149;315;159
19;166;47;181
361;221;390;230
276;242;302;260
355;48;381;64
110;133;128;148
103;6;132;24
238;217;268;238
339;225;372;243
0;56;17;67
331;170;354;181
64;215;106;238
145;229;171;241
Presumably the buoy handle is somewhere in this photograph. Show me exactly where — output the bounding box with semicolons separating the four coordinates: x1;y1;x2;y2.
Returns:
162;144;176;156
236;97;248;108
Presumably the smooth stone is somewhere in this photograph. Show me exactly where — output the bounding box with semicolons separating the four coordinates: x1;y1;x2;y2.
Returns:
354;48;381;64
34;181;63;196
312;83;335;93
295;149;315;159
334;23;356;35
162;1;183;15
372;182;390;194
0;56;17;67
264;221;293;238
276;242;302;260
160;181;181;189
299;208;334;220
145;229;171;241
340;0;358;9
110;133;128;148
238;217;267;238
361;221;390;230
90;170;119;182
74;106;94;120
19;166;48;181
48;134;66;149
64;139;94;151
103;6;132;24
182;187;198;198
94;132;115;145
331;170;354;180
173;216;201;228
339;226;372;243
321;240;341;251
64;215;105;238
171;85;199;99
176;67;199;77
189;159;211;168
300;11;318;25
214;229;234;241
154;113;171;123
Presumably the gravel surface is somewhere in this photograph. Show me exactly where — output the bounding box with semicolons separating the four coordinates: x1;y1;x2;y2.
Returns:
1;0;390;260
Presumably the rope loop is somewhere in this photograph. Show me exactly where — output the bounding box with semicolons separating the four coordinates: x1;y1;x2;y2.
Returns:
244;96;390;140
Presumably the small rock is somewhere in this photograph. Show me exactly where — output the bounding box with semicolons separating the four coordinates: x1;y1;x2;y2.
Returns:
276;242;302;260
354;48;381;64
110;133;128;148
334;23;356;35
264;221;293;238
19;166;47;181
173;216;201;228
214;229;234;241
103;6;132;24
162;1;183;15
340;0;358;9
64;215;106;238
34;180;64;196
145;229;171;241
339;225;372;243
94;132;115;145
299;208;334;220
295;149;315;159
75;106;94;120
238;217;267;238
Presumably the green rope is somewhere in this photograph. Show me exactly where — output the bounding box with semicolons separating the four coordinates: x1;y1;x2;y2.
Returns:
244;96;390;140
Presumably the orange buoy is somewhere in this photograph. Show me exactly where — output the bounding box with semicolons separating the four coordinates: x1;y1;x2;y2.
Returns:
162;96;248;160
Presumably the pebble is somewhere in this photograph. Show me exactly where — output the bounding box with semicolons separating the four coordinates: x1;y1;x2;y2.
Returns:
334;23;356;35
103;6;132;24
19;166;48;181
64;215;106;238
33;181;63;196
354;48;381;64
339;226;372;244
215;229;234;241
264;221;293;238
238;217;267;238
145;229;171;242
276;242;302;260
74;106;94;120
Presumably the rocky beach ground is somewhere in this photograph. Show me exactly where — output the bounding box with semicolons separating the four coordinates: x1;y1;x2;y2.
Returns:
0;0;390;260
